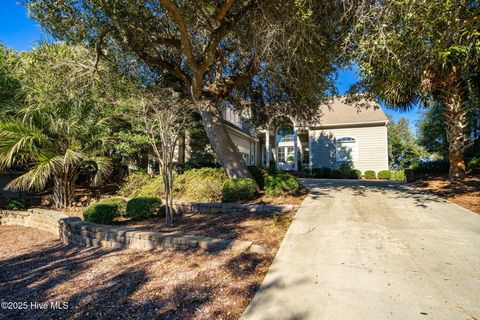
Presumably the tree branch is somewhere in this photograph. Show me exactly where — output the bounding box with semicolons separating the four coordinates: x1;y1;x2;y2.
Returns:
216;0;236;23
159;0;198;71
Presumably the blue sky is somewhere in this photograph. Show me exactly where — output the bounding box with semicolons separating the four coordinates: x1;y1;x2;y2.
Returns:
0;0;421;131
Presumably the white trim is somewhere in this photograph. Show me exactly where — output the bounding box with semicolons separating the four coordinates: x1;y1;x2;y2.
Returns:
308;129;313;169
335;136;358;162
385;125;389;170
309;120;388;129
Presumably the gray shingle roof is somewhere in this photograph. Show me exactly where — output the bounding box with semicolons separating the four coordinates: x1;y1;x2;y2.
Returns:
312;97;389;127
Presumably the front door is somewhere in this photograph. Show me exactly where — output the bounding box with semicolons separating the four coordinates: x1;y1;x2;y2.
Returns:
277;146;295;170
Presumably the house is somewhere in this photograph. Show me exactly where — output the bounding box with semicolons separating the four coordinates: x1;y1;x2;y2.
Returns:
183;97;389;173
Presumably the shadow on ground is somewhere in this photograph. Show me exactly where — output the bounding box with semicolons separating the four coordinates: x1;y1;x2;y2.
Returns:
300;178;445;209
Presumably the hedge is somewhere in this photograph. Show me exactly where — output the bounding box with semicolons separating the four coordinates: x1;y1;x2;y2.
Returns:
126;196;161;221
248;166;267;189
222;178;257;202
265;173;299;197
389;170;405;181
174;167;227;202
330;169;343;179
364;170;376;179
378;170;391;180
83;197;127;224
348;169;362;179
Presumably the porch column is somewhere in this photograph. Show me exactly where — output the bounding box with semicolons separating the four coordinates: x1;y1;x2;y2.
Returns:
293;126;298;171
265;128;270;166
308;129;313;170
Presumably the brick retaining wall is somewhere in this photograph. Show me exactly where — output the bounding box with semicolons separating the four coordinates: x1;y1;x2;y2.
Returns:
173;201;299;214
0;208;271;254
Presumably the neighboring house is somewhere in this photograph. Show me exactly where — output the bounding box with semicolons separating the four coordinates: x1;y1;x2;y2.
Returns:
182;97;389;173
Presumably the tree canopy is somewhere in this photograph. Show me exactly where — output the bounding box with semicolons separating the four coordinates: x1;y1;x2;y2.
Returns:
24;0;356;178
347;0;480;178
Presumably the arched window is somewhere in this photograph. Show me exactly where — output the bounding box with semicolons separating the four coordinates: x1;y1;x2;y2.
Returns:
336;137;357;162
276;124;294;142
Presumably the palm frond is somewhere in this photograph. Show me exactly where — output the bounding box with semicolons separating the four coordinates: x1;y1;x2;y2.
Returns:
5;155;62;192
0;119;50;169
87;156;113;187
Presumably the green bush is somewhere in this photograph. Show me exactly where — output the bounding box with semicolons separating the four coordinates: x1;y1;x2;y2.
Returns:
378;170;391;180
118;171;151;197
4;198;28;210
338;162;354;178
322;167;332;178
390;170;405;181
222;178;257;202
118;171;165;198
348;169;362;179
311;168;323;178
84;198;127;224
248;166;267;189
265;173;299;197
174;167;227;202
467;156;480;172
268;159;277;175
330;169;343;179
364;170;376;179
126;196;161;221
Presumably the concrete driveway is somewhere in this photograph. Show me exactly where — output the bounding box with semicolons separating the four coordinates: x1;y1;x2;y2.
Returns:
242;179;480;320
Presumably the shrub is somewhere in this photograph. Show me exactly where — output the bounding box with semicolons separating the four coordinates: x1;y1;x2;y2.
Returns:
222;178;257;202
83;198;126;224
348;169;362;179
338;162;354;178
265;173;299;197
268;159;277;175
330;169;343;179
137;175;165;197
4;198;28;210
248;166;267;189
311;168;323;178
118;171;151;198
378;170;391;180
364;170;376;179
467;156;480;172
322;167;332;178
126;196;161;221
174;167;227;202
390;170;405;181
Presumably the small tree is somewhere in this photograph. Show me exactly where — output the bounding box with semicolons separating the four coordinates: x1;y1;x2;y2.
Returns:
387;117;424;169
136;90;193;223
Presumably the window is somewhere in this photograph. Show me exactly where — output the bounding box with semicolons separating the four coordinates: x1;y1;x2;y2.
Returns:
278;147;286;162
302;147;310;165
336;137;357;162
276;124;294;142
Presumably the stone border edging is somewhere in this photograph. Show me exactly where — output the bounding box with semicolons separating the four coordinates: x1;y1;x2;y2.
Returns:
0;208;271;254
173;201;299;214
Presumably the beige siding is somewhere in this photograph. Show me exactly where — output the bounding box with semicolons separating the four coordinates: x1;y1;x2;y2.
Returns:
309;124;388;172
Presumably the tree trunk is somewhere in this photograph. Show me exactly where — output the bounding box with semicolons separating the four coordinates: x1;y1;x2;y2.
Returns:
442;78;468;179
197;99;252;179
53;172;77;209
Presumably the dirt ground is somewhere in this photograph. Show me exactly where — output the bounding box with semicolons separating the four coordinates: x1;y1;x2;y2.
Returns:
412;175;480;214
0;209;293;320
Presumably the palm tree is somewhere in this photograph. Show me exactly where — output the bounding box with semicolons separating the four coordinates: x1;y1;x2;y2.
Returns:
0;43;122;208
0;104;112;208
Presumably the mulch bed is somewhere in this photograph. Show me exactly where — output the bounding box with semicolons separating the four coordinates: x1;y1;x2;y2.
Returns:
411;175;480;214
114;210;295;248
0;207;293;319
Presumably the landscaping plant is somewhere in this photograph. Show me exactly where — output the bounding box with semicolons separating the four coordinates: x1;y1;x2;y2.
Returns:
265;173;299;197
221;178;257;202
126;196;161;221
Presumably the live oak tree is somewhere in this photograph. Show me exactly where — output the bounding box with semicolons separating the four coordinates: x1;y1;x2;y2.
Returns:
347;0;480;178
25;0;354;178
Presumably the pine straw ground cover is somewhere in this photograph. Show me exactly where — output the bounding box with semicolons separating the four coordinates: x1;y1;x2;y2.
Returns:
0;210;293;320
412;175;480;214
115;210;295;248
